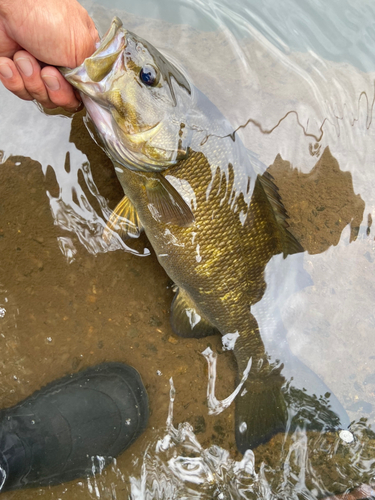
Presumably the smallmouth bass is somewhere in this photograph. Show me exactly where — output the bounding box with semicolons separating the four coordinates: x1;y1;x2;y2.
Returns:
61;18;347;452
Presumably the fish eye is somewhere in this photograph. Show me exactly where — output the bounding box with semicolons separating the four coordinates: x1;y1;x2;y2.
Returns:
139;64;159;86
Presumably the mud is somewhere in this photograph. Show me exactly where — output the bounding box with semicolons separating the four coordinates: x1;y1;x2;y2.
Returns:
0;149;240;499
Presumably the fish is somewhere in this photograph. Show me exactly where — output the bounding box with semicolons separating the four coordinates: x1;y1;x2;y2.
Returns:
61;17;341;452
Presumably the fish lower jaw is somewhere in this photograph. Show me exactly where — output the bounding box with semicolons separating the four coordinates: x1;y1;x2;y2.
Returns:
81;95;114;138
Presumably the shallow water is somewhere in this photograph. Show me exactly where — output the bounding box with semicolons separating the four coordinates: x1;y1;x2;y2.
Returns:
1;0;375;498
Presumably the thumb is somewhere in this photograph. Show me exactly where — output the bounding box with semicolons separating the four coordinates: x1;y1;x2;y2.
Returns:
71;16;99;67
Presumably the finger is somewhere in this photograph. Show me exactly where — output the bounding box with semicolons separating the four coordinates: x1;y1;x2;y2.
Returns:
41;66;81;111
13;50;57;109
0;56;33;100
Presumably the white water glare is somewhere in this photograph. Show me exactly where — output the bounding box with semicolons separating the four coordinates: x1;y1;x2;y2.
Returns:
129;378;258;500
202;347;252;416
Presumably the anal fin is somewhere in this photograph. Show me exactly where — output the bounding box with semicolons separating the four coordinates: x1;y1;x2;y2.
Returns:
170;288;219;338
103;195;143;243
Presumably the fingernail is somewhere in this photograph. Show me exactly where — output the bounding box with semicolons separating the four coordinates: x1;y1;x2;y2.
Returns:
15;57;33;77
0;64;13;79
42;75;61;91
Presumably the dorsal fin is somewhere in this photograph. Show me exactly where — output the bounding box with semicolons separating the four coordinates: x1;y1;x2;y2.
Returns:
257;171;304;257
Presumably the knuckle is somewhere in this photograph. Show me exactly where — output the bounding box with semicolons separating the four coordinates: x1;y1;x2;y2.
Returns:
60;98;79;110
11;89;33;101
27;86;48;100
1;76;23;92
42;102;59;110
23;77;47;97
51;92;80;110
25;84;54;107
1;79;32;101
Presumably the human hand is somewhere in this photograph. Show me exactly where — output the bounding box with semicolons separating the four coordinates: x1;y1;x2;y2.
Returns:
0;0;98;111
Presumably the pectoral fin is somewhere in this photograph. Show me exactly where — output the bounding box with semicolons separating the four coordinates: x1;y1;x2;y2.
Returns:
170;288;219;338
145;175;195;227
103;195;143;243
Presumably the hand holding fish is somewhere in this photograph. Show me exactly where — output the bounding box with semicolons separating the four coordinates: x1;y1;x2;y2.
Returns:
0;0;98;110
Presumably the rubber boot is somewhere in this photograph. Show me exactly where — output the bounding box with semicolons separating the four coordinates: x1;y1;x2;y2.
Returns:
0;362;149;492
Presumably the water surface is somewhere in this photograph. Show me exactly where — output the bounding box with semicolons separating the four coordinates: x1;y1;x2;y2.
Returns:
1;0;375;498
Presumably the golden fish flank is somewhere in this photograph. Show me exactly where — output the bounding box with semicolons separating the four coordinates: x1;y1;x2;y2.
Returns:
61;17;306;453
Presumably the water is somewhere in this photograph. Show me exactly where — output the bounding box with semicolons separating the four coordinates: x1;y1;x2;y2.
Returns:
1;0;375;498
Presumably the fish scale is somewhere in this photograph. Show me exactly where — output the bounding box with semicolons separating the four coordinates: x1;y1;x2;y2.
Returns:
113;149;292;451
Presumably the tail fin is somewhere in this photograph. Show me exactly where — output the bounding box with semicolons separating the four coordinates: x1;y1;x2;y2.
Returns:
233;314;288;453
235;367;288;453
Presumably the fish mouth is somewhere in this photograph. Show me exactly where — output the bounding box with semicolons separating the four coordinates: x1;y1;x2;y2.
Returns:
60;17;126;93
90;16;124;59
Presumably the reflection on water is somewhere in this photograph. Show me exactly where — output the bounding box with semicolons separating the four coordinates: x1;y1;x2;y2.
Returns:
1;0;375;498
75;378;375;500
46;151;149;259
130;378;258;500
129;392;375;500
